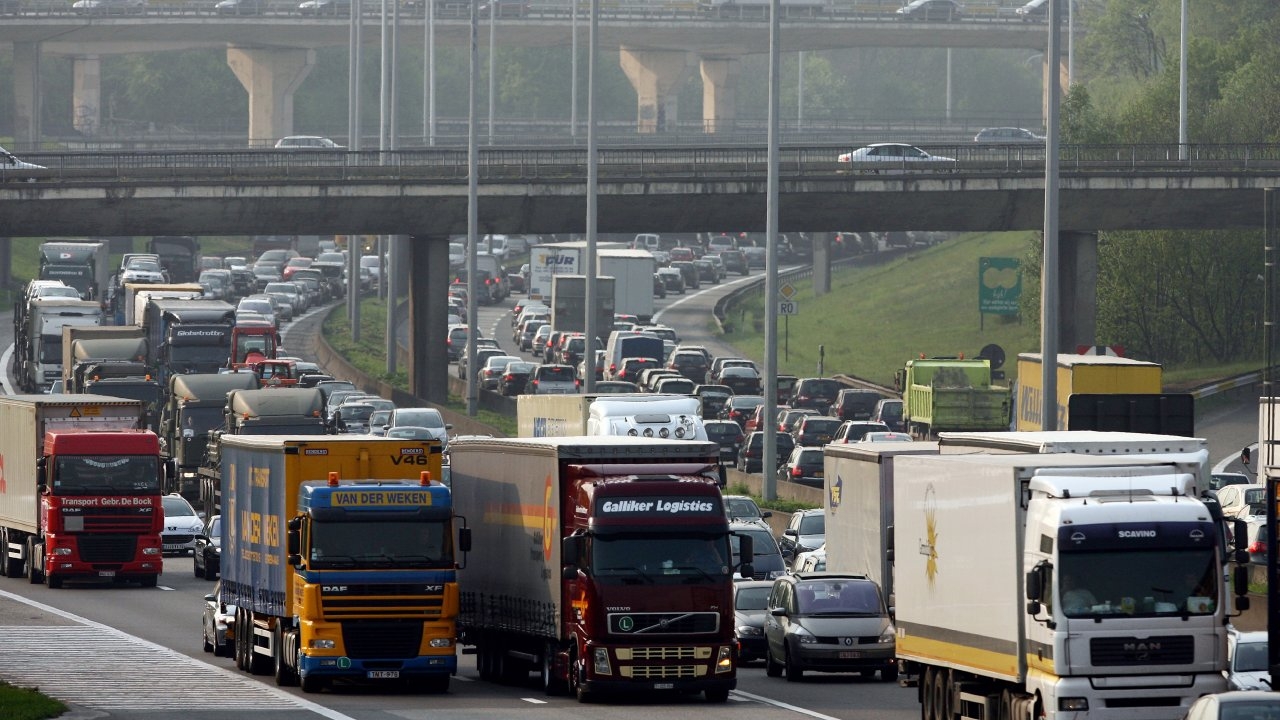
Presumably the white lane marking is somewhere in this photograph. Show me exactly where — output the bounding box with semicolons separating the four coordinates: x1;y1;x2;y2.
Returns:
0;342;12;394
730;689;845;719
0;588;361;720
521;697;549;704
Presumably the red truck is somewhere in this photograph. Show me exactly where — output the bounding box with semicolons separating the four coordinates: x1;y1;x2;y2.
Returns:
449;436;753;703
0;395;168;588
229;319;280;370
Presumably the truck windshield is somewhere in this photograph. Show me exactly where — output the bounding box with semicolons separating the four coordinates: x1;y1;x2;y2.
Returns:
591;533;731;584
309;520;451;569
169;344;228;365
38;337;61;363
178;407;224;435
1058;549;1217;618
53;456;161;495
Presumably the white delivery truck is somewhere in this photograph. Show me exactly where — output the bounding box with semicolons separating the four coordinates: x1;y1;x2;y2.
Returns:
891;447;1242;720
527;241;628;301
518;394;708;442
597;249;656;323
822;440;938;603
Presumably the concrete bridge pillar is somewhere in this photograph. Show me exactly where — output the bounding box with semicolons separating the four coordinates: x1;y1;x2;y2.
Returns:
73;55;102;137
1056;230;1098;349
409;236;450;404
699;56;740;134
12;42;42;148
227;47;316;146
619;47;690;134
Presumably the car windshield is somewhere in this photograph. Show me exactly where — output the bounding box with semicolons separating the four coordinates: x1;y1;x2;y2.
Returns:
796;580;881;615
395;409;445;429
725;498;761;518
163;496;195;516
736;585;771;611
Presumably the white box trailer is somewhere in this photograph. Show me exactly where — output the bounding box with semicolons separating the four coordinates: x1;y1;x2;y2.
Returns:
822;440;937;602
892;449;1233;720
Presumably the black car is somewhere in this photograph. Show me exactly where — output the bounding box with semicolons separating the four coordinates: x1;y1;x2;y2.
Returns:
719;366;763;396
791;378;842;415
704;419;745;466
670;260;701;290
833;388;884;422
498;360;536;396
695;385;734;419
792;416;842;447
778;447;825;488
653;273;668;299
718;249;749;276
722;395;765;429
193;514;222;580
739;431;796;474
733;581;775;664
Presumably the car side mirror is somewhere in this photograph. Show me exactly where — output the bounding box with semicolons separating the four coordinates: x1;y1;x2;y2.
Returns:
770;607;787;617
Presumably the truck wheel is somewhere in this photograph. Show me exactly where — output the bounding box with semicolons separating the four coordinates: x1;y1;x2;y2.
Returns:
140;574;158;588
569;649;591;703
541;643;566;696
235;610;251;671
299;674;326;694
46;573;62;589
704;688;730;703
26;539;41;584
783;648;803;682
417;674;449;694
764;648;782;677
273;626;298;686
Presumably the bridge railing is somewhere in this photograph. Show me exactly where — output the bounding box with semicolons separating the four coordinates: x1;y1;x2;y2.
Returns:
9;143;1280;182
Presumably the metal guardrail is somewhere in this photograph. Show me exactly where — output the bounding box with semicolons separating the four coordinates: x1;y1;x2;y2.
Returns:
8;143;1280;183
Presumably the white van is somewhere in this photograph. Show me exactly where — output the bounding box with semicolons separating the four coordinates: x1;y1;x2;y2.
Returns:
603;330;665;380
587;395;709;441
632;234;661;252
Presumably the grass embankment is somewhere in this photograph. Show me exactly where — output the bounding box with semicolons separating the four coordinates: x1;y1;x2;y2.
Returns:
321;298;518;438
0;682;65;720
718;232;1242;390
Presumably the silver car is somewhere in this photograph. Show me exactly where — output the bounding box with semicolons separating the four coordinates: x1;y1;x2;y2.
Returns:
529;364;580;395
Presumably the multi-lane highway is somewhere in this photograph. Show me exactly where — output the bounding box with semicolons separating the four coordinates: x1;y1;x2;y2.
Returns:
0;257;1262;720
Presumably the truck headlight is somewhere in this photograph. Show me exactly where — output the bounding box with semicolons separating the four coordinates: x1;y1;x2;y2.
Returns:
1059;698;1088;712
592;647;612;675
716;646;733;673
309;639;336;649
143;547;161;555
52;547;72;556
429;638;453;648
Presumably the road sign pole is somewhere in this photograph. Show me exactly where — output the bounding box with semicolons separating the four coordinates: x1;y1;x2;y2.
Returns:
785;314;788;362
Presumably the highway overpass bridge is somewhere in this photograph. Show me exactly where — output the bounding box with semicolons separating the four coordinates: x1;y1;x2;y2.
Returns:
1;1;1057;147
5;141;1267;401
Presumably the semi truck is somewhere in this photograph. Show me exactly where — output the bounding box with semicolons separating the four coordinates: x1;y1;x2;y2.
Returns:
821;440;939;602
159;372;260;501
116;282;203;327
148;236;201;284
141;298;236;382
219;435;460;693
896;356;1011;438
1015;353;1194;435
0;395;165;588
890;445;1241;720
518;394;709;441
551;275;616;339
19;298;103;392
199;387;327;518
449;436;750;702
63;333;163;431
39;240;110;302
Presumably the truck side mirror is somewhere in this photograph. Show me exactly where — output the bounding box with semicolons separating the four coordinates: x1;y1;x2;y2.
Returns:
1234;518;1251;565
886;525;895;562
562;535;582;569
1234;565;1251;598
1241;447;1251;468
287;527;300;556
1025;561;1046;602
458;527;472;554
738;534;754;579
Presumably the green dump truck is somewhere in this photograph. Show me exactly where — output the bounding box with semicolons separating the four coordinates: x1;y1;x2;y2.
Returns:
896;356;1011;438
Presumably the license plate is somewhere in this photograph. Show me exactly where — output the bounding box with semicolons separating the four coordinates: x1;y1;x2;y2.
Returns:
838;651;862;659
163;545;183;550
815;470;824;477
654;682;674;690
98;570;116;577
368;670;400;679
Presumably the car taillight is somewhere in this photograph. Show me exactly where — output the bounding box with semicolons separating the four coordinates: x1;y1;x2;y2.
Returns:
791;466;802;477
610;363;617;373
575;379;582;387
1250;540;1266;554
504;374;513;380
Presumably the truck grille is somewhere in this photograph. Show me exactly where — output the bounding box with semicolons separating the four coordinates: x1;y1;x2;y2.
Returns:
78;535;138;563
608;612;720;635
624;664;700;679
64;507;156;534
340;620;424;659
1090;636;1194;666
321;583;445;620
627;646;699;660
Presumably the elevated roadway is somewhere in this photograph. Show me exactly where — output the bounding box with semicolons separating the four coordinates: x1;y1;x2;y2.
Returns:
2;1;1059;145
